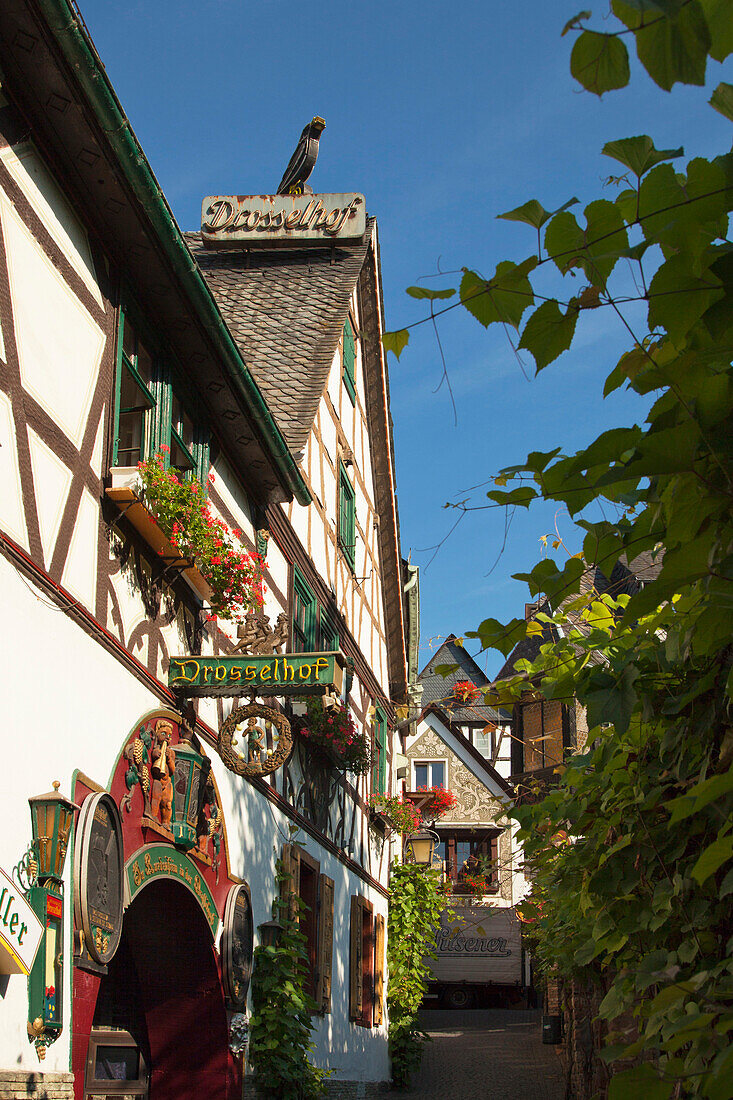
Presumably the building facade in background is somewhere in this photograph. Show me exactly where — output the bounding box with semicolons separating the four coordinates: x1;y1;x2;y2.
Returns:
0;3;409;1097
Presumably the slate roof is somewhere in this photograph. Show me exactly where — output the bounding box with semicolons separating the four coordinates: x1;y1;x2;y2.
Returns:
495;548;664;681
418;635;511;723
184;224;373;461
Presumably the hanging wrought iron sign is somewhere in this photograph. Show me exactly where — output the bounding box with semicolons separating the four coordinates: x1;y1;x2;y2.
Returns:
218;703;292;778
73;793;124;967
168;651;345;698
221;883;254;1010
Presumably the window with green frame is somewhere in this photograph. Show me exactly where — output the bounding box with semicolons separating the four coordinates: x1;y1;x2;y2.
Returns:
338;463;356;570
342;318;356;404
113;311;209;481
292;567;318;651
292;568;341;654
372;707;387;795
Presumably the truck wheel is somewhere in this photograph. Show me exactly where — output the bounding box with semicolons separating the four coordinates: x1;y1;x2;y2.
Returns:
445;986;475;1010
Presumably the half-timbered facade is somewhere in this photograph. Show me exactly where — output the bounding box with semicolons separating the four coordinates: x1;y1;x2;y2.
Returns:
0;4;406;1098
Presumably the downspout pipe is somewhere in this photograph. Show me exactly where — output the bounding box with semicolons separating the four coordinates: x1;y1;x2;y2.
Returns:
35;0;311;507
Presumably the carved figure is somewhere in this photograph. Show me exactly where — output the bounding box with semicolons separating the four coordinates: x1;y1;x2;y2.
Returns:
150;719;176;827
122;727;152;816
277;117;325;196
245;717;268;763
233;611;288;655
218;703;292;779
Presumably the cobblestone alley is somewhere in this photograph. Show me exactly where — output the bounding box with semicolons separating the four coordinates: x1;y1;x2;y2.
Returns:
383;1010;565;1100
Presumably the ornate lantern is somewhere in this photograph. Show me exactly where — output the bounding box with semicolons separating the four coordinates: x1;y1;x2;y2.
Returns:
404;828;439;867
171;737;209;850
258;918;283;948
26;782;78;1060
28;782;78;884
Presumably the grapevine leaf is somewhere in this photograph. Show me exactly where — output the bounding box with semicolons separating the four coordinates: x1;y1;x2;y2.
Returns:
570;31;630;95
562;11;592;36
518;299;579;371
497;196;579;229
690;834;733;885
647;253;723;345
709;81;733;121
616;0;711;90
602;135;684;177
405;286;456;300
608;1064;673;1100
382;329;409;359
699;0;733;61
460;258;537;330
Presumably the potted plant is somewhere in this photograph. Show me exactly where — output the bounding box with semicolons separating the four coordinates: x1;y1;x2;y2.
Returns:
108;449;265;622
298;697;371;775
450;679;482;707
413;785;458;818
368;794;423;834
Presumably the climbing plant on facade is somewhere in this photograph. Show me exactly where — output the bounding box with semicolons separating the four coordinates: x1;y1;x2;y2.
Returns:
248;853;328;1100
386;5;733;1098
387;860;451;1088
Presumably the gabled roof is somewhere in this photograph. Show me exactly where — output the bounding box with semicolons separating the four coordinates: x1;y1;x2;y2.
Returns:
418;635;511;723
184;226;373;461
495;549;664;681
418;709;514;798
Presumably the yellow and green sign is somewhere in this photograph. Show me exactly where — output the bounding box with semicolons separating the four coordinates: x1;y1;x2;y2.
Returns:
168;651;345;698
125;845;219;936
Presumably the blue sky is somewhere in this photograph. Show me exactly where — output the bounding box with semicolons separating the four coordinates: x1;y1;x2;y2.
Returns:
80;1;731;675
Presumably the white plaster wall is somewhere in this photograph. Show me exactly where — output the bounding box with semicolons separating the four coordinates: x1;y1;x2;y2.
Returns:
0;188;105;451
0;552;390;1082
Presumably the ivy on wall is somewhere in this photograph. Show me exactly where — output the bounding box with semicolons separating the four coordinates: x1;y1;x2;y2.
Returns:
387;860;450;1088
248;853;328;1100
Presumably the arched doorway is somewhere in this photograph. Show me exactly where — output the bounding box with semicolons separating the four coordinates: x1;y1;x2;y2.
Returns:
83;879;231;1100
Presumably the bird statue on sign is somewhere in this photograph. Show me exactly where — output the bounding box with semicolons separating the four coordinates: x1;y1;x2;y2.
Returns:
277;116;326;196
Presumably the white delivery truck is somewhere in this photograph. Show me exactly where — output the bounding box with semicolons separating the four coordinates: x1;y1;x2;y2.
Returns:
427;905;525;1009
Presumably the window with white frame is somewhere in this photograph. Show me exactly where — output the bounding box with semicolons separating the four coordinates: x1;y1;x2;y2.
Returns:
413;760;446;789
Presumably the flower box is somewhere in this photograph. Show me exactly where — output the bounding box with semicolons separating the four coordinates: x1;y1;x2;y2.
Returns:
404;786;458;819
369;793;423;834
106;468;213;603
296;697;371;775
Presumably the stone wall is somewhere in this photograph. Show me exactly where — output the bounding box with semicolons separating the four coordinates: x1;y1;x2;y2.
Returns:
0;1071;75;1099
549;975;610;1100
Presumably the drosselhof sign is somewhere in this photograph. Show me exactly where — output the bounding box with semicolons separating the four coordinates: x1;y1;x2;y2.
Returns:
201;193;366;247
168;650;345;698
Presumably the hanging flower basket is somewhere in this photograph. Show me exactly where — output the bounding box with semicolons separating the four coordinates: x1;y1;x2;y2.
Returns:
368;794;423;834
297;697;371;775
451;680;482;707
130;450;265;622
412;785;458;818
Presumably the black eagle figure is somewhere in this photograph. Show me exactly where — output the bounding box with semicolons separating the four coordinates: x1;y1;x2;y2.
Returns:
276;116;326;196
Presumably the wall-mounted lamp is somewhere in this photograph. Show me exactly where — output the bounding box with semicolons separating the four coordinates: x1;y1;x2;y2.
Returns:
28;782;78;884
404;828;440;867
258;918;283;948
171;737;210;850
26;782;79;1061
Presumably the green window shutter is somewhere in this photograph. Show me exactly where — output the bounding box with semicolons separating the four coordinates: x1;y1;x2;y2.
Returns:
372;708;387;795
339;464;356;570
114;311;156;467
319;611;339;653
343;319;356;404
293;567;318;651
